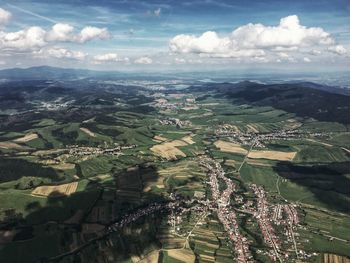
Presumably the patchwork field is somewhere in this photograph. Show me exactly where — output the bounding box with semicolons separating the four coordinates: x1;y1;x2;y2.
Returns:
79;127;96;137
167;249;195;263
13;133;39;143
0;141;29;150
150;136;195;160
248;150;297;161
214;140;248;155
31;182;78;197
322;254;350;263
0;78;349;263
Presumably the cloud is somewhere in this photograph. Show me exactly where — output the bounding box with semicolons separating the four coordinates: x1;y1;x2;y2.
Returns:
231;15;334;48
0;23;111;52
94;53;118;61
0;8;11;25
47;24;110;43
169;15;340;59
154;8;161;17
174;57;186;64
303;57;311;62
35;47;86;60
278;52;289;59
0;26;46;51
309;49;321;55
134;56;153;64
93;53;129;63
328;45;347;55
78;26;110;43
46;23;75;42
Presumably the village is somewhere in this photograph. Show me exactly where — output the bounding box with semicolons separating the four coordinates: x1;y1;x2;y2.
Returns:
66;144;137;157
215;123;329;148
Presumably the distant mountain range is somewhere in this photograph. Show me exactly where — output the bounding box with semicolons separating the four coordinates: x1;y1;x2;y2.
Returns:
0;66;111;80
191;81;350;124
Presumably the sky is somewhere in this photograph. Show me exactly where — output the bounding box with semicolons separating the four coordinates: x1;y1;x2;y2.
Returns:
0;0;349;72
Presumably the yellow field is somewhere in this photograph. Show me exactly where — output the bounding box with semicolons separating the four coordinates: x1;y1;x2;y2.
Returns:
167;249;195;263
13;133;39;142
181;135;195;144
214;140;248;155
158;160;203;179
284;119;303;130
151;136;194;160
248;150;296;161
32;182;78;197
80;127;96;137
143;176;165;192
323;254;350;263
51;163;76;170
182;106;199;111
0;141;28;150
246;159;272;167
306;138;333;147
33;149;65;156
224;159;236;168
153;135;168;142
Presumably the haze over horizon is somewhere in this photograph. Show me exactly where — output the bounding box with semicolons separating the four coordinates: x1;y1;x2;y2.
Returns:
0;0;349;73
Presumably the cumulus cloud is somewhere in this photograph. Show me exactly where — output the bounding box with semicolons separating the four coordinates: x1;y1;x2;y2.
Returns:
0;22;110;52
134;56;153;64
328;45;347;55
303;57;311;62
0;8;11;25
46;23;74;42
93;53;129;63
0;26;47;51
169;15;341;59
174;57;186;64
35;47;86;60
309;49;321;55
78;26;110;43
278;52;289;59
46;24;110;43
94;53;119;61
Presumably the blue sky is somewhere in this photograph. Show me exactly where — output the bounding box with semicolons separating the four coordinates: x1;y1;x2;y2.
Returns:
0;0;349;72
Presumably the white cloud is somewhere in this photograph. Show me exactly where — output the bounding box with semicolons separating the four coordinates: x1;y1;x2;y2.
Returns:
0;23;111;52
278;52;289;59
309;49;321;55
35;47;86;60
94;53;119;61
174;57;186;64
47;24;110;43
154;8;161;17
0;8;11;25
46;23;74;42
0;26;46;51
303;57;311;62
78;26;110;43
328;45;347;55
169;15;340;59
134;56;153;64
93;53;129;63
231;15;334;48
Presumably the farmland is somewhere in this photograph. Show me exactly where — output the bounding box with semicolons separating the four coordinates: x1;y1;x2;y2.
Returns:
0;79;349;263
